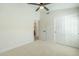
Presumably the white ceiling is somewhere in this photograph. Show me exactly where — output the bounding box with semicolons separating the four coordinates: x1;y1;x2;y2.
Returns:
27;3;79;13
46;3;79;11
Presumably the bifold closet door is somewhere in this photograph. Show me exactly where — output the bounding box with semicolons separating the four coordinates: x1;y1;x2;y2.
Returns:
54;10;79;48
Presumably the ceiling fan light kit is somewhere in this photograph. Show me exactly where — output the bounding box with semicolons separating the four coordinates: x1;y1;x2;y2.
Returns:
40;6;44;9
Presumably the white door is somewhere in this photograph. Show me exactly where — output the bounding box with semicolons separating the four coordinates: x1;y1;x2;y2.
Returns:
64;14;78;48
54;13;66;44
54;10;79;48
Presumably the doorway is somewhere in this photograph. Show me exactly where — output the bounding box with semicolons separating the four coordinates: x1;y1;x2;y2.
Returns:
34;20;40;41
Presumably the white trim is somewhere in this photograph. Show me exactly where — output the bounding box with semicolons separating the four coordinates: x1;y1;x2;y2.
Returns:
0;40;34;54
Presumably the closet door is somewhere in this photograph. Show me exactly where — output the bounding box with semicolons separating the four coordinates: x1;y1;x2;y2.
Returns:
54;10;79;48
64;14;78;48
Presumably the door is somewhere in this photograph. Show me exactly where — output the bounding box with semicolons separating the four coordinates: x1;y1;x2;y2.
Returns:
54;10;79;48
64;14;78;48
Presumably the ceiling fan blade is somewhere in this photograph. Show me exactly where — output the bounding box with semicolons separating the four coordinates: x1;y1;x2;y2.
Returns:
43;6;49;11
36;7;40;11
28;3;40;6
43;3;51;5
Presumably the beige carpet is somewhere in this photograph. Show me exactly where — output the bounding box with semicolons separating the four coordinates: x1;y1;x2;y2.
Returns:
0;40;79;56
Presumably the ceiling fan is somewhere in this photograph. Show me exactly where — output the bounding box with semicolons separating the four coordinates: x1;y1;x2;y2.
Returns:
28;3;51;11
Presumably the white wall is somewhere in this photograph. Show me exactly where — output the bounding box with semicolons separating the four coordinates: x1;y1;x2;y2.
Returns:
0;3;39;53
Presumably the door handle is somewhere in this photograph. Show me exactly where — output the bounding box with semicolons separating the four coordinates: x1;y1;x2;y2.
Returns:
54;31;56;33
43;30;46;32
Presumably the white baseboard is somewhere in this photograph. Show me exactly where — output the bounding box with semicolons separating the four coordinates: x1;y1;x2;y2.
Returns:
0;40;34;54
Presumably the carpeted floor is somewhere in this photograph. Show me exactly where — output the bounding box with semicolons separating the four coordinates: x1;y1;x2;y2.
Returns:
0;40;79;56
